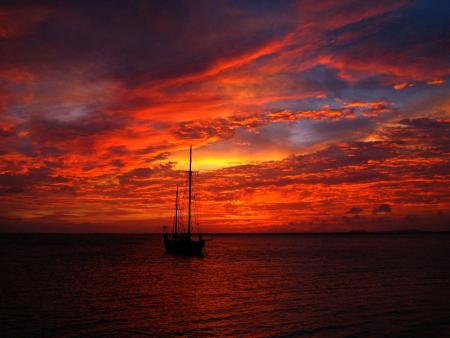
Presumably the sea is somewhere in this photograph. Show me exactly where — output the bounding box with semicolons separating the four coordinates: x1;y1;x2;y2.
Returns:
1;234;450;337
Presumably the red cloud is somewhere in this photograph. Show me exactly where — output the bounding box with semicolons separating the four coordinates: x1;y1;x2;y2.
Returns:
0;5;49;39
1;117;448;232
0;2;448;232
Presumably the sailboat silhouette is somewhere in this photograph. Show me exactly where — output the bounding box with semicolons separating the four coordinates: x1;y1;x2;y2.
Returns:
163;146;205;256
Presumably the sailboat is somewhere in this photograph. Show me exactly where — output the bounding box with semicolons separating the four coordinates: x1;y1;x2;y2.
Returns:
163;145;205;256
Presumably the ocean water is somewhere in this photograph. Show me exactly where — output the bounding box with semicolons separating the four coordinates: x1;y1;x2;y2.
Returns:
1;234;449;337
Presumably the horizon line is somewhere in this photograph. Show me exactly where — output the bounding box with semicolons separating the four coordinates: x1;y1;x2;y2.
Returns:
1;230;450;236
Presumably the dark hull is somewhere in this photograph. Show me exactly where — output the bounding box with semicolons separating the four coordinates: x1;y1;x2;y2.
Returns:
164;236;205;256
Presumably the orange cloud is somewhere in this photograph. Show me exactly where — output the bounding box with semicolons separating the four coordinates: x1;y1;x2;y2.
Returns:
0;1;448;232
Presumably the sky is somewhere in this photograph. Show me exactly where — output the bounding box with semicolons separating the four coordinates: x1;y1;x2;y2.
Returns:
0;0;449;232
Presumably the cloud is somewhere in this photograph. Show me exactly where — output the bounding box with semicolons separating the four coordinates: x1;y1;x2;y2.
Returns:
118;163;177;186
172;99;394;147
347;207;363;214
0;1;448;232
372;204;392;214
0;167;67;194
0;5;49;39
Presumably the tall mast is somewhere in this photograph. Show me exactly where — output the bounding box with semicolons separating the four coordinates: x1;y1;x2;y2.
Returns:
174;184;179;235
187;145;192;239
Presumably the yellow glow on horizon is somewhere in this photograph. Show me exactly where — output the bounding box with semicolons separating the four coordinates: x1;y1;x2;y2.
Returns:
170;148;289;170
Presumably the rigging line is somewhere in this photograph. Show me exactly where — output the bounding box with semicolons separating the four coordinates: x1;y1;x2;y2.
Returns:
194;193;200;234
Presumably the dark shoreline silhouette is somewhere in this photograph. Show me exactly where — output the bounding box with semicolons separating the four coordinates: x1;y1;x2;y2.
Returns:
1;230;449;235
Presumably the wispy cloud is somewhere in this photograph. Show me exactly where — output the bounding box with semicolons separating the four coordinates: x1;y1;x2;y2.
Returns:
0;1;449;232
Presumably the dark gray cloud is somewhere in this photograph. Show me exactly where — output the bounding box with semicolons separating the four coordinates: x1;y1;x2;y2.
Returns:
0;1;297;84
347;207;363;214
372;204;392;214
0;167;67;194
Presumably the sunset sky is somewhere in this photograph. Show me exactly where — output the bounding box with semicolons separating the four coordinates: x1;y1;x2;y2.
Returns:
0;0;449;232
